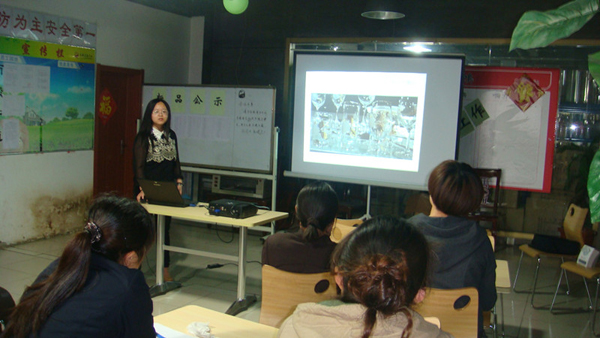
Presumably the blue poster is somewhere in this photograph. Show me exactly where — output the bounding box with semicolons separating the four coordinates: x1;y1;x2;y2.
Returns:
0;37;95;154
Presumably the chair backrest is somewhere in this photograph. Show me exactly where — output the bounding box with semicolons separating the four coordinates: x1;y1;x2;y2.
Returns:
260;264;338;328
487;229;495;251
474;168;502;215
413;287;479;338
330;218;363;243
563;203;588;247
404;192;432;216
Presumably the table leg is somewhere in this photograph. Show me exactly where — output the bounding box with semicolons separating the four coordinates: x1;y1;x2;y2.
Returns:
225;226;256;315
491;305;497;338
501;293;505;337
593;277;600;336
156;214;164;284
150;214;181;297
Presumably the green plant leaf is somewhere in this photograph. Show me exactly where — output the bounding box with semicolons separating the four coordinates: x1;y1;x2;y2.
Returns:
587;150;600;223
510;0;599;51
589;51;600;85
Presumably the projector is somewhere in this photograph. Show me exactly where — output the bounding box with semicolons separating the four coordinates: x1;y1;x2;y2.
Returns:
208;199;258;219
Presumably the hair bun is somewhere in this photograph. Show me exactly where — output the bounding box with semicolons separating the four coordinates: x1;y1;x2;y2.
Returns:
348;254;409;315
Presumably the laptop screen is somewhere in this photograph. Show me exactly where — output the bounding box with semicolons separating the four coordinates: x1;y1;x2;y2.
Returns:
138;179;187;207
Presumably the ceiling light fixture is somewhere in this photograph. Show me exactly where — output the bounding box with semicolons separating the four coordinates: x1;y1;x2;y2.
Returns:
403;44;432;53
223;0;248;15
361;0;405;20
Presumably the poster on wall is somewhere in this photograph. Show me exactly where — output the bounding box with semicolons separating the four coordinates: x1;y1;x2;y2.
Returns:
0;36;96;154
458;66;560;193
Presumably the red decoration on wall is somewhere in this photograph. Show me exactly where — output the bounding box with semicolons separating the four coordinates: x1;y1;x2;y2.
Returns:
505;74;546;112
98;88;117;125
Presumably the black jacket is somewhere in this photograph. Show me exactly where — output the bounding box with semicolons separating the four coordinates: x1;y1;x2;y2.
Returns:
409;213;497;338
27;254;155;338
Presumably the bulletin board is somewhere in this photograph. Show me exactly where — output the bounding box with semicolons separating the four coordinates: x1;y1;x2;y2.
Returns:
0;37;96;155
458;66;559;193
143;85;276;173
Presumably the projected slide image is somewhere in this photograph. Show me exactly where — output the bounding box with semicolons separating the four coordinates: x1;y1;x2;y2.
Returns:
291;52;464;188
310;93;419;160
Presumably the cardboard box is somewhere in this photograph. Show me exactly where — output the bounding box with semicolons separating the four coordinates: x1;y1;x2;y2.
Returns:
500;207;525;232
523;194;571;235
500;190;526;209
501;190;518;209
552;149;574;191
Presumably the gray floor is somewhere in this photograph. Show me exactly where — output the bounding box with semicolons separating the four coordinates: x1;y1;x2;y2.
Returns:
1;219;599;337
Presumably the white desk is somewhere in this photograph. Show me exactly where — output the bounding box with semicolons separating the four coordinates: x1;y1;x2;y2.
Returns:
143;203;288;315
154;305;278;338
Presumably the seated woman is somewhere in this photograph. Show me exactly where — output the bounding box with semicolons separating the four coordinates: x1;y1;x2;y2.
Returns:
408;160;496;338
262;181;338;273
4;195;156;338
278;216;451;338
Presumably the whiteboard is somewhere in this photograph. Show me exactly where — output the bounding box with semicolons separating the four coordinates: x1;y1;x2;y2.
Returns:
143;85;275;173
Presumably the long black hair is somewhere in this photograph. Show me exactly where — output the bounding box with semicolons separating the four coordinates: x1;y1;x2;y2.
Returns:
135;97;173;153
295;181;339;242
4;195;155;338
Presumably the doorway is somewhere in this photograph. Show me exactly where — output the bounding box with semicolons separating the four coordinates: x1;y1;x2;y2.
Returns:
93;64;144;198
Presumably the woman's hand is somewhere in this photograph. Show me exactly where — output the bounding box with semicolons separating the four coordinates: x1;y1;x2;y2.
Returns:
137;189;145;202
177;180;183;195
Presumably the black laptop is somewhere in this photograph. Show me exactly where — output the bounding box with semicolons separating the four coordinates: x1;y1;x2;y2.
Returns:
138;179;188;207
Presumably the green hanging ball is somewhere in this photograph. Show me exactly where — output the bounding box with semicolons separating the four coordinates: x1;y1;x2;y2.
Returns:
223;0;248;15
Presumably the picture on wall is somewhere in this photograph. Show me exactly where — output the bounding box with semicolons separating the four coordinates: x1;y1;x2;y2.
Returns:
0;36;96;154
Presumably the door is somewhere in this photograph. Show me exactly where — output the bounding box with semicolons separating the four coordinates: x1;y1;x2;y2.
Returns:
93;64;144;198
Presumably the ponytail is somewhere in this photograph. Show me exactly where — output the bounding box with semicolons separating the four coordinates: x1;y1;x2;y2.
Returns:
295;181;338;242
362;308;377;338
5;231;94;338
4;195;155;338
301;217;320;242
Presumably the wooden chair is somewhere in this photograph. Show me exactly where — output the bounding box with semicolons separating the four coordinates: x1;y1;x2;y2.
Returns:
512;203;587;309
467;168;502;234
424;317;441;328
259;264;338;328
330;218;363;243
487;229;495;251
550;261;600;321
414;287;479;338
404;192;432;216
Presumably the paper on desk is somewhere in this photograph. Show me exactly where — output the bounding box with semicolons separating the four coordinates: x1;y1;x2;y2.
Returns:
154;323;194;338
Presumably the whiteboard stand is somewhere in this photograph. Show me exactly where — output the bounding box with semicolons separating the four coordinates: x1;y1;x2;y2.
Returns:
181;127;280;235
252;126;279;234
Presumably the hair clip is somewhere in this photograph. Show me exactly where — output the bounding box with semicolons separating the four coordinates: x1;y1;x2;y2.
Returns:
84;221;102;244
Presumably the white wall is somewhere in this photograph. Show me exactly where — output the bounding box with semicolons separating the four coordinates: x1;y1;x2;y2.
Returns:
0;0;203;244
